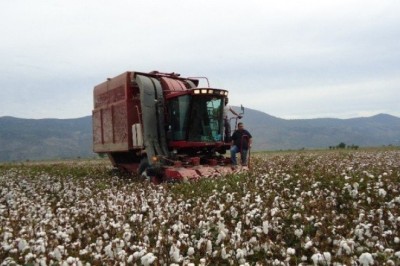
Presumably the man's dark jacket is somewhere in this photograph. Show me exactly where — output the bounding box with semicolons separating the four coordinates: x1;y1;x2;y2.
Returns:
231;129;252;150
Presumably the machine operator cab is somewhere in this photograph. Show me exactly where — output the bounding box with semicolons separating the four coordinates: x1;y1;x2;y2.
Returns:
167;89;228;142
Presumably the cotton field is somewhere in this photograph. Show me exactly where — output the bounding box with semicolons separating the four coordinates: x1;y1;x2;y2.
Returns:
1;149;400;265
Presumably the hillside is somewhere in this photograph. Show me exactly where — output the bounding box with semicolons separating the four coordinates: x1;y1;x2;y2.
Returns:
1;110;400;162
238;108;400;150
0;116;94;162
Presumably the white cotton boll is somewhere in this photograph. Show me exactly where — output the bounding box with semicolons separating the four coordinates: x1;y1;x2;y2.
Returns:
123;232;131;242
179;233;188;240
304;241;313;249
133;251;142;259
386;259;395;266
104;243;114;259
270;208;279;216
66;257;76;264
140;252;156;266
322;252;331;265
395;251;400;258
56;231;69;240
378;188;387;197
350;189;358;198
262;221;269;235
50;247;63;261
255;195;262;204
359;252;374;266
272;259;284;265
294;229;303;238
37;256;48;266
1;243;13;252
169;244;181;263
206;240;212;255
123;223;131;231
355;227;364;240
34;240;46;254
394;237;400;243
287;248;295;255
24;253;35;263
3;231;13;241
245;215;251;225
217;231;226;244
18;238;29;252
292;213;302;220
117;250;127;260
384;248;394;254
236;248;245;260
249;237;258;245
187;246;195;256
110;221;121;229
197;238;204;250
79;249;88;256
9;248;17;254
221;245;228;259
255;227;263;234
311;253;323;265
156;239;161;248
226;193;233;203
213;250;218;257
199;258;207;265
338;240;353;255
230;207;238;218
375;243;384;251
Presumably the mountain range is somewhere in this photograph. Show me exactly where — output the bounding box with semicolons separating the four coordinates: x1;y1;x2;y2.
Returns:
1;108;399;162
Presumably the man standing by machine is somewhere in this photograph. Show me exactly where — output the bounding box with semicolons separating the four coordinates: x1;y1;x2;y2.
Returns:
230;122;252;167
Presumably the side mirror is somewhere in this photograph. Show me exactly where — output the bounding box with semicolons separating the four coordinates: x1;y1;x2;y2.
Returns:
240;104;245;114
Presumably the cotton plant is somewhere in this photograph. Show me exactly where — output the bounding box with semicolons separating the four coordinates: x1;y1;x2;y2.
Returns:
1;150;400;265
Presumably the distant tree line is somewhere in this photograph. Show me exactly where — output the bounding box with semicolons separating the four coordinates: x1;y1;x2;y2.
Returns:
329;142;359;150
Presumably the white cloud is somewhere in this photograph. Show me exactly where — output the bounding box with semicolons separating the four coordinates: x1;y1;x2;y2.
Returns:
0;0;399;119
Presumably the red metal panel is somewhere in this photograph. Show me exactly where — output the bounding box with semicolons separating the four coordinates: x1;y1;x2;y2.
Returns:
160;77;188;95
92;110;103;149
93;72;141;152
112;103;128;144
194;166;219;177
164;168;200;181
102;107;113;144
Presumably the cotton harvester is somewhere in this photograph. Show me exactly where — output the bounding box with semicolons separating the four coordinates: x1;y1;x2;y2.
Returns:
92;71;245;183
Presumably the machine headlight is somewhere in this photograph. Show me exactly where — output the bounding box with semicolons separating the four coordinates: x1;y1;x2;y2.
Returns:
194;89;200;94
201;89;208;94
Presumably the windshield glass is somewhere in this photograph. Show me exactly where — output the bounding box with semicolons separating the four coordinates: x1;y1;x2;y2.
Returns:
168;95;224;142
168;95;190;140
188;96;223;142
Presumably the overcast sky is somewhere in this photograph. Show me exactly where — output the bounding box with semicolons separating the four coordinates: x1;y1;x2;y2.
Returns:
1;0;399;119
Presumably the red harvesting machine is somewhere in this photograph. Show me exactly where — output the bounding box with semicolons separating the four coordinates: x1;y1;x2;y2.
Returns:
92;71;242;182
